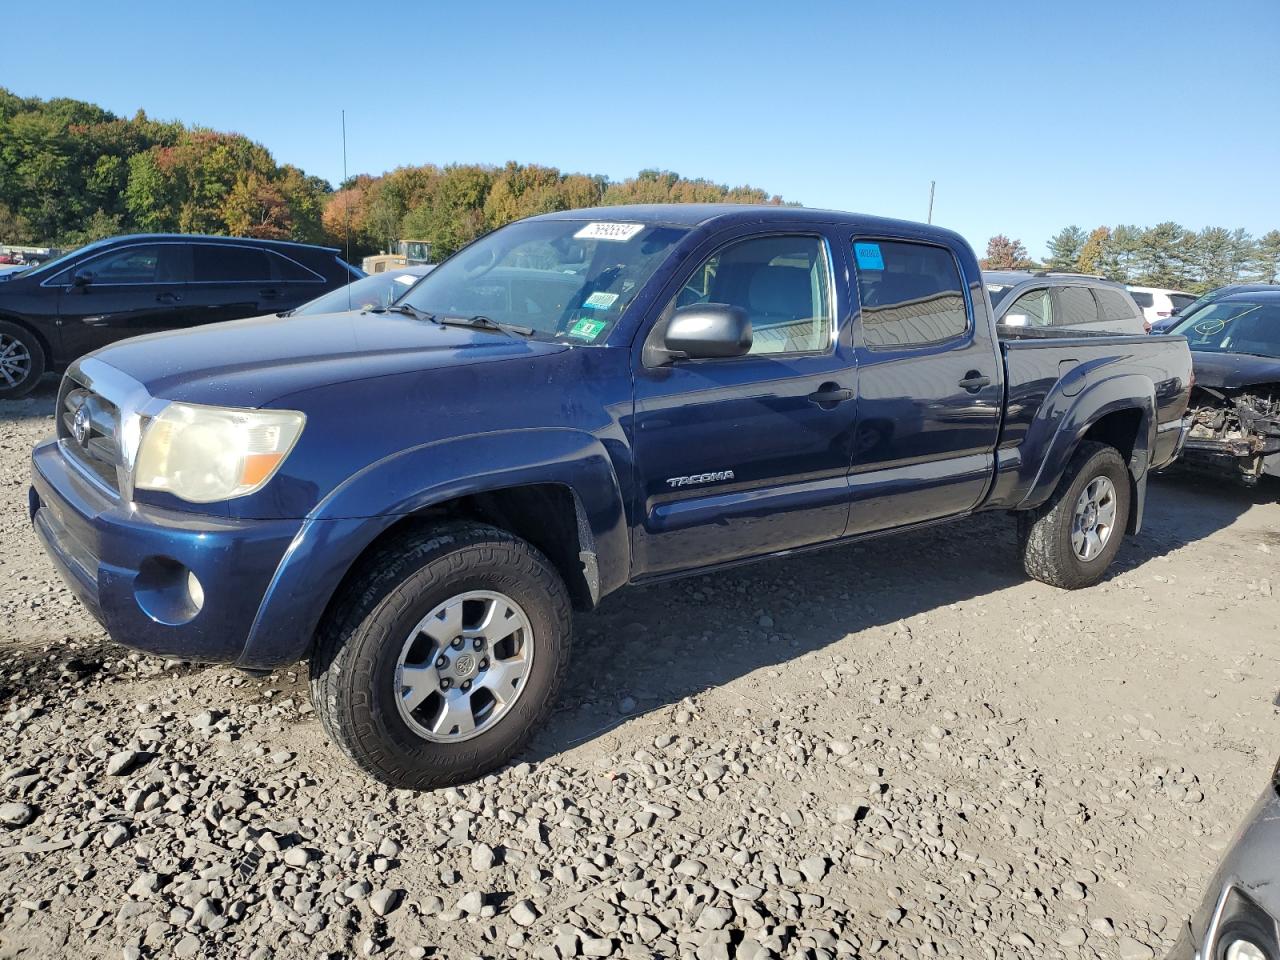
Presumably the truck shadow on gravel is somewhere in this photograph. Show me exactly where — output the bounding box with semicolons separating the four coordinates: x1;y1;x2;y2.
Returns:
530;473;1269;759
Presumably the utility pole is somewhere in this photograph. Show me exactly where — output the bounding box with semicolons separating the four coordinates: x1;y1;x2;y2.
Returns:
927;181;936;224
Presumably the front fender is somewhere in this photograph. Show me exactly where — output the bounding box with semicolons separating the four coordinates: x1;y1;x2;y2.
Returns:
235;429;629;669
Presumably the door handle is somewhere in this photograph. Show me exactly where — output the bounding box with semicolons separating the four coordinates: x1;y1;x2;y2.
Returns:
155;292;183;304
958;371;991;392
807;383;854;407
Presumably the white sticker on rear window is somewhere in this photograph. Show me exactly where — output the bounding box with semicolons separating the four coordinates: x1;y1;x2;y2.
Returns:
574;222;644;242
394;274;418;285
985;283;1007;293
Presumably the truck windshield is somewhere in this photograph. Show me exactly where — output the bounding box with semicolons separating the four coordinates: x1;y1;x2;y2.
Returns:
1169;300;1280;359
395;219;689;343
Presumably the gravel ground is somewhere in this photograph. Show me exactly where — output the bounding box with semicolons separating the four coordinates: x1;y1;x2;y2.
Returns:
1;379;1277;960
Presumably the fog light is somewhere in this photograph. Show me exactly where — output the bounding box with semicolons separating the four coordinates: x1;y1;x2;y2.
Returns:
1227;940;1267;960
134;557;203;625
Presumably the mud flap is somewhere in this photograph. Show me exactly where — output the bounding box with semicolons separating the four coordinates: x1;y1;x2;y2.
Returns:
1127;464;1146;535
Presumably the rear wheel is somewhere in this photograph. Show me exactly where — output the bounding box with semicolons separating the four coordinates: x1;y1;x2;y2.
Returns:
0;321;45;399
1017;441;1131;589
309;521;572;790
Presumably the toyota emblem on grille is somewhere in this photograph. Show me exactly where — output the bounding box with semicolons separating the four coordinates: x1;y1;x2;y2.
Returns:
72;406;90;446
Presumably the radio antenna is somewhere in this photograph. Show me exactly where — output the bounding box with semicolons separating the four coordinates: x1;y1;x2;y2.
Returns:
342;110;352;310
927;180;936;224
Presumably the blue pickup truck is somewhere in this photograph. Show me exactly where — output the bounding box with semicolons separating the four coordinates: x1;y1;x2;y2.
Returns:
29;205;1193;788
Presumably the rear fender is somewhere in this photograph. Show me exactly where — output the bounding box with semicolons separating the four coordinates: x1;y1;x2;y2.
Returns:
1018;373;1156;529
236;429;628;669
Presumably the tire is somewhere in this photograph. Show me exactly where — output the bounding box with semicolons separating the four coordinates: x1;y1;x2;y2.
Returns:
309;521;572;790
1017;441;1131;590
0;321;46;399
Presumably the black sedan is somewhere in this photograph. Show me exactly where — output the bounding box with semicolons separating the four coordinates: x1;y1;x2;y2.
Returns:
0;234;361;398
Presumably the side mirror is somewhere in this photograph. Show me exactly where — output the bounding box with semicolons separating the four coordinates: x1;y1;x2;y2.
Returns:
71;270;93;289
1003;313;1029;327
647;303;752;365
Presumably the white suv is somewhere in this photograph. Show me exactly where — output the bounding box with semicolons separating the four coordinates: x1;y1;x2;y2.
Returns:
1126;286;1197;333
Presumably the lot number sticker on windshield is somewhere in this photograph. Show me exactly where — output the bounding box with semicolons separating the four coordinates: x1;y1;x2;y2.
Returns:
569;317;608;341
582;291;619;310
854;242;885;271
575;222;645;242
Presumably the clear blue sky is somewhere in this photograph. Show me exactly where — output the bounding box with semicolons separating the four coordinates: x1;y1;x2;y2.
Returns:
5;0;1278;257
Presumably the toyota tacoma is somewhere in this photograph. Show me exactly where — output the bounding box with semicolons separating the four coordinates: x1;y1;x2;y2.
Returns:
30;205;1194;788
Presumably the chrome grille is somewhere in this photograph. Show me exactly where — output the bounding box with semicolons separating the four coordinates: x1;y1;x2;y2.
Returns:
57;376;122;493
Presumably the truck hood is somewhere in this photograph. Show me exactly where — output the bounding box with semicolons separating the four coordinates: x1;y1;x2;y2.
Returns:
1191;350;1280;390
88;309;569;407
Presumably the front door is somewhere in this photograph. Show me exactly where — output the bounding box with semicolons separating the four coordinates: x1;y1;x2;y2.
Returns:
54;242;189;359
631;231;859;577
844;236;1002;535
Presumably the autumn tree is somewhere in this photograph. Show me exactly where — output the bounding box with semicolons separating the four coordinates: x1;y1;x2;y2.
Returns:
980;235;1035;271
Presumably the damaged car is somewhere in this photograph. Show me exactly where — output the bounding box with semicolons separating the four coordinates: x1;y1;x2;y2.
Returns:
1168;290;1280;487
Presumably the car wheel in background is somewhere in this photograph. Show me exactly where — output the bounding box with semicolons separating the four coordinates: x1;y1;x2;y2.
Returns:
0;321;46;399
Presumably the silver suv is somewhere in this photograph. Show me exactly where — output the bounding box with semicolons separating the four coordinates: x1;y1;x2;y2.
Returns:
984;271;1148;335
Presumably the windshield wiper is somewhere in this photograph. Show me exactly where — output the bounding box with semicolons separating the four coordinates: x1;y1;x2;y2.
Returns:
384;303;441;324
439;315;535;338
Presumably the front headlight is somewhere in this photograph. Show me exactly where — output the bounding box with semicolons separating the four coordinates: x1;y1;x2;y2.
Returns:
134;402;305;503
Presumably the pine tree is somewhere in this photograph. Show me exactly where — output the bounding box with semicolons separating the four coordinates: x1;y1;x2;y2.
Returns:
1046;226;1086;271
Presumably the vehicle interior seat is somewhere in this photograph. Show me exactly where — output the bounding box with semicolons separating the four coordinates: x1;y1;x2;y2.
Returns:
745;264;821;353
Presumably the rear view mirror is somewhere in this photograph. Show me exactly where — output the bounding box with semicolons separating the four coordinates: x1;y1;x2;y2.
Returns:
1003;313;1029;327
647;303;752;365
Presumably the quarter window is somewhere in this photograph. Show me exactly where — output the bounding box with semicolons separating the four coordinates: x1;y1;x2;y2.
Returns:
854;240;969;347
193;244;272;282
271;253;323;282
1094;287;1138;321
1056;286;1101;325
674;235;833;355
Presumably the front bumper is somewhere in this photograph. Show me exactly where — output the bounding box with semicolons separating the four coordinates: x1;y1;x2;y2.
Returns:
30;439;302;664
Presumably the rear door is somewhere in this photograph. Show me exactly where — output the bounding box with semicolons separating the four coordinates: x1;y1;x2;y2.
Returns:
183;242;279;326
630;228;859;577
53;242;189;358
844;237;1002;535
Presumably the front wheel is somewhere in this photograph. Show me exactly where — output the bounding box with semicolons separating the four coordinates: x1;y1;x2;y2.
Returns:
1017;441;1131;589
0;321;46;399
309;521;572;789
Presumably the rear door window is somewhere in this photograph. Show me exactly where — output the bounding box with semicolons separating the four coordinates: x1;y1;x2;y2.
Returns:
193;244;273;282
1055;286;1101;325
1129;291;1154;308
1170;293;1196;312
1094;287;1139;321
853;240;969;348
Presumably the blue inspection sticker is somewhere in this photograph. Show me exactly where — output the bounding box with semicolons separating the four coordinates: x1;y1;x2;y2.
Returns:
854;242;885;271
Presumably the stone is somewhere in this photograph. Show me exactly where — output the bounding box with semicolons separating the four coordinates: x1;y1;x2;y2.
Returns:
370;889;401;917
471;842;497;871
510;900;539;927
1118;937;1155;960
0;802;35;828
106;750;144;777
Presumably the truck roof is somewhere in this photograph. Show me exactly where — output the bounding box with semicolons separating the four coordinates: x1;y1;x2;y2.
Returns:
530;204;968;246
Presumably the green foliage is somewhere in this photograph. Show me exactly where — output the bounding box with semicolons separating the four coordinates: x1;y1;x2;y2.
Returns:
1050;222;1279;293
0;87;330;246
1045;225;1086;271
